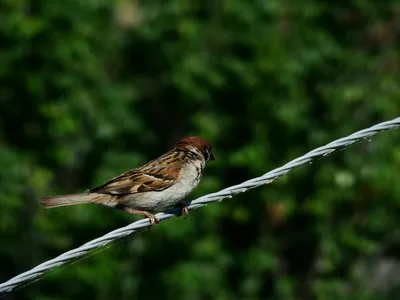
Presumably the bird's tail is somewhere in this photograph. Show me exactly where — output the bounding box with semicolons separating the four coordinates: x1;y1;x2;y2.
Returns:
40;193;101;208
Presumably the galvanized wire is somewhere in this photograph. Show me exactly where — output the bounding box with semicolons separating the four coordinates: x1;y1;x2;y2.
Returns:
1;117;399;294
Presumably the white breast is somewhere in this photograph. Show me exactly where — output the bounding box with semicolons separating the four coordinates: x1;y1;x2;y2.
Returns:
122;160;204;212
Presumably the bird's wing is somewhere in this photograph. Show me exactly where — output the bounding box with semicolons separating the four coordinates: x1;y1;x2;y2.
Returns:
89;156;182;195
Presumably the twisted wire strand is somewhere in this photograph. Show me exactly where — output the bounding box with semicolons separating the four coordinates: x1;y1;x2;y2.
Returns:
1;117;399;294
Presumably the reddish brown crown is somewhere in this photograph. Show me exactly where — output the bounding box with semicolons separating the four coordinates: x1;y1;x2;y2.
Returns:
175;136;210;149
175;136;215;161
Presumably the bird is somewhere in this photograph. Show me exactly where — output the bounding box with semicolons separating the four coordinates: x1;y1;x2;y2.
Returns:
40;136;215;226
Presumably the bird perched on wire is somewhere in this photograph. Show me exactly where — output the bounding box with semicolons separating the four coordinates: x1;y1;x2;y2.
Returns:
40;136;215;227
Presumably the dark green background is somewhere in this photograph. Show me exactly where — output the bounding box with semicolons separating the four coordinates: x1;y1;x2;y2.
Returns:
1;0;400;299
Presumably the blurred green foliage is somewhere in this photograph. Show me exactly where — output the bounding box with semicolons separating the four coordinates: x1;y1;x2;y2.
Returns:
1;0;400;299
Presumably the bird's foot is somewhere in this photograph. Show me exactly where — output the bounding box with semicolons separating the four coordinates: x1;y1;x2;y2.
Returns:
124;207;160;229
178;203;189;219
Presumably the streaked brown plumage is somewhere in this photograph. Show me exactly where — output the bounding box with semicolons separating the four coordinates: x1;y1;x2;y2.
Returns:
40;136;215;226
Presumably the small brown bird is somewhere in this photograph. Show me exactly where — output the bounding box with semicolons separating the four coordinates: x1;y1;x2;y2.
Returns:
40;136;214;226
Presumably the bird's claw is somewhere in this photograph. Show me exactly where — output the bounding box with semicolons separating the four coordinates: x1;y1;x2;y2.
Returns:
146;214;160;230
177;203;189;219
181;206;189;219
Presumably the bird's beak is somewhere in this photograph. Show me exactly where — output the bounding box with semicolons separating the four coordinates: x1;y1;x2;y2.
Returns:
210;151;215;161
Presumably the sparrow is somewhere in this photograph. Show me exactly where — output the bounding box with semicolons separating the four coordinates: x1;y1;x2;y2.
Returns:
40;136;215;226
